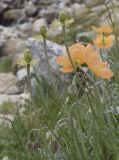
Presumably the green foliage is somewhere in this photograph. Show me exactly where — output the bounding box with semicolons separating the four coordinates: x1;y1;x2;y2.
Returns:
0;74;119;160
0;101;15;114
0;57;13;72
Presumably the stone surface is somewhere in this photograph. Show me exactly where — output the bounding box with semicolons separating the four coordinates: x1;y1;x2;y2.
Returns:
85;0;104;7
39;8;57;22
16;40;26;54
71;3;88;16
0;73;18;94
17;67;33;81
18;22;32;33
25;1;38;17
0;93;30;105
0;36;6;56
0;2;8;14
32;18;47;32
5;85;21;94
26;38;67;79
3;37;18;55
3;9;25;20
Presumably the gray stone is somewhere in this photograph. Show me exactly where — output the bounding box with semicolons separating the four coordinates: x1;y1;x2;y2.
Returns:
0;2;8;14
18;23;32;33
16;40;26;54
2;37;18;55
32;18;47;33
25;1;38;17
0;73;18;94
71;3;88;16
3;9;25;20
0;93;30;105
2;156;9;160
26;38;67;80
39;8;57;22
17;68;33;81
5;85;21;95
85;0;104;7
2;0;13;3
0;36;6;48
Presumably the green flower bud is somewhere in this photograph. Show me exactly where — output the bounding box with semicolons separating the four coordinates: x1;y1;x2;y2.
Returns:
59;11;66;24
24;49;32;64
16;49;39;67
73;59;80;69
40;25;47;39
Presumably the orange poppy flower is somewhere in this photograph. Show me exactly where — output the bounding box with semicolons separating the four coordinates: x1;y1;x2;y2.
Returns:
56;43;86;73
85;44;113;79
56;43;113;79
91;25;113;34
93;34;115;48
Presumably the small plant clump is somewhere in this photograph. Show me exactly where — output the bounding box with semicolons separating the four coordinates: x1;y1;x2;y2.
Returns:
0;101;15;114
0;57;13;72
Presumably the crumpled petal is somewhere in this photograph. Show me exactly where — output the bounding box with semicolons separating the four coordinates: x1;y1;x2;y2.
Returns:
56;55;71;67
93;34;115;48
56;43;86;73
85;44;113;79
60;66;74;73
91;25;113;33
69;43;86;65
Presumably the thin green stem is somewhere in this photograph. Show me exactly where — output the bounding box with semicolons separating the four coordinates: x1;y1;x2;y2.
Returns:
43;37;53;80
104;2;119;50
26;64;41;127
62;24;75;70
0;117;29;159
76;69;89;103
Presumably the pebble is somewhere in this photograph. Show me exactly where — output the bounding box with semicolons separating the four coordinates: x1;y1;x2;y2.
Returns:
32;18;47;32
0;73;18;94
3;9;25;20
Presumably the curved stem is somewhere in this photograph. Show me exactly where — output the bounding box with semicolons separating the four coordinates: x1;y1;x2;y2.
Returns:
0;116;29;159
26;64;41;127
76;69;89;103
62;24;75;70
43;38;52;79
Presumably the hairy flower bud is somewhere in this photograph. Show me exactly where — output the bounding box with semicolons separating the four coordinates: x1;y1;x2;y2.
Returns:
24;49;32;64
59;11;66;24
40;25;47;39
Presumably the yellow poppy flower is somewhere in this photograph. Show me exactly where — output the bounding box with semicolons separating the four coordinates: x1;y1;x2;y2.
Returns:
56;43;86;73
91;25;113;34
85;44;113;79
93;34;115;48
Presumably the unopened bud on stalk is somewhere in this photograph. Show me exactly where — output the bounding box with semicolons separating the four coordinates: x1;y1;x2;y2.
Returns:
40;25;47;39
16;49;39;66
24;49;32;64
59;11;66;24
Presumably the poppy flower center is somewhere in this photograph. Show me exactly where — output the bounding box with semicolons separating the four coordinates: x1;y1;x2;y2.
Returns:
102;33;105;45
73;59;80;68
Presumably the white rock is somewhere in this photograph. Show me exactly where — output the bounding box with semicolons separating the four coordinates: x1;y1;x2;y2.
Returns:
16;40;26;53
2;156;9;160
19;22;32;32
0;93;30;105
25;1;38;17
17;67;33;81
32;18;47;32
71;3;87;16
3;9;25;20
0;73;18;94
